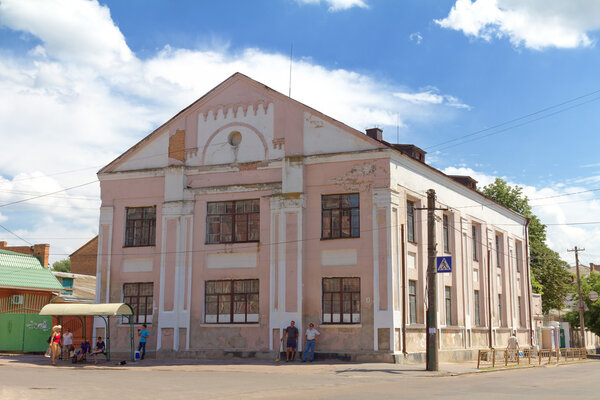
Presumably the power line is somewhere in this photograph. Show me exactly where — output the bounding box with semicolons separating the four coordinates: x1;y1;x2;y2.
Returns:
0;188;100;201
425;88;600;151
0;181;98;208
0;223;33;246
434;95;600;152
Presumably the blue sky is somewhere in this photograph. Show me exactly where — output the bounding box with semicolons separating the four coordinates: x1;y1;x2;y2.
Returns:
1;0;600;265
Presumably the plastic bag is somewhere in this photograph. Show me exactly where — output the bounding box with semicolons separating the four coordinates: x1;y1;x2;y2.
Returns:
44;345;51;358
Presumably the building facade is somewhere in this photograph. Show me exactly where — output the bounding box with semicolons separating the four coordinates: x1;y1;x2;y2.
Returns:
0;247;63;352
96;73;533;361
70;236;99;276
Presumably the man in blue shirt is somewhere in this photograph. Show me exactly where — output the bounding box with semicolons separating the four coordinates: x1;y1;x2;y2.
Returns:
92;336;105;364
138;324;149;360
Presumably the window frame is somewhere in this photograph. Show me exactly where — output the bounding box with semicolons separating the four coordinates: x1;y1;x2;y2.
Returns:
124;206;156;247
496;234;502;267
471;225;478;261
408;280;417;324
474;290;481;326
321;277;361;325
445;286;452;326
518;296;523;327
320;193;360;240
442;214;450;253
123;282;154;325
204;279;259;324
498;293;503;325
205;199;260;244
407;200;416;243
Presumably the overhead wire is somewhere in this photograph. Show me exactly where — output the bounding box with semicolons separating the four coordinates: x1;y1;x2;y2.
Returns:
0;223;33;246
425;88;600;151
0;181;99;208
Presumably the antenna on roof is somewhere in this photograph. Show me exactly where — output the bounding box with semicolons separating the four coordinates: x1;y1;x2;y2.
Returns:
288;43;293;98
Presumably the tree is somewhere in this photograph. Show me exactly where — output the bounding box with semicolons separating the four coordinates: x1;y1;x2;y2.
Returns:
565;271;600;337
52;259;71;273
481;178;573;313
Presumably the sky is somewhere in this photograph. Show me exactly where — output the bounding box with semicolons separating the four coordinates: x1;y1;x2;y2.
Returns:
1;0;600;266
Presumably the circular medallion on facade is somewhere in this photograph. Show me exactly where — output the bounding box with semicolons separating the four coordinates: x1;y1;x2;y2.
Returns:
228;131;242;146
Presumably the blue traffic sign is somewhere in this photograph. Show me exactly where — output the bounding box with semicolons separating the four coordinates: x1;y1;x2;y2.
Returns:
436;256;452;273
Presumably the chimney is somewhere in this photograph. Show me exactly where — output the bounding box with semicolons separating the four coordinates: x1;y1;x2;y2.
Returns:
32;244;50;268
0;241;6;249
448;175;478;191
366;127;383;141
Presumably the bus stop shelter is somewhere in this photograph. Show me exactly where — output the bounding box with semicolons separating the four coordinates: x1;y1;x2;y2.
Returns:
39;303;135;361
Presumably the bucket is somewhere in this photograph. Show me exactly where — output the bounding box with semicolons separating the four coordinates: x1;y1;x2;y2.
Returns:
135;350;140;360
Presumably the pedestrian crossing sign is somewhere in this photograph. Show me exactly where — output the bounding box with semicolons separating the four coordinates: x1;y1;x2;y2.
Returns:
436;256;452;273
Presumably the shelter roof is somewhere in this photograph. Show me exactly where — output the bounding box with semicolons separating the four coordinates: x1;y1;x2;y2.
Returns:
39;302;134;316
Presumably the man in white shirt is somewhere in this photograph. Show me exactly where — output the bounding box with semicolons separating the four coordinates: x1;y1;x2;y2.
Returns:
302;323;320;362
62;328;73;359
507;330;519;361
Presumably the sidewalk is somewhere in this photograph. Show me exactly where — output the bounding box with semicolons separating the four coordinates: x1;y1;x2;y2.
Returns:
0;353;481;377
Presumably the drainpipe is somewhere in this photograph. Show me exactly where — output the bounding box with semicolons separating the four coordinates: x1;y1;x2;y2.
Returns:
401;224;407;354
524;218;533;347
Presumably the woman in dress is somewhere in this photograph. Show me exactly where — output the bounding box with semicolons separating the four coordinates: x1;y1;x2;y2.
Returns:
50;325;62;366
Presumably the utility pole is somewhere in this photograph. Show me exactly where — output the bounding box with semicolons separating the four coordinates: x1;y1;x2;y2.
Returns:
568;246;586;349
426;189;438;371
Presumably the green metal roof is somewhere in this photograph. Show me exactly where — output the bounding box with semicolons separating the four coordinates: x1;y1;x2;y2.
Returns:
0;249;64;291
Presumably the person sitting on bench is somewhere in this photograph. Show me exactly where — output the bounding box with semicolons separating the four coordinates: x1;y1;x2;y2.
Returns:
73;340;91;363
92;336;106;364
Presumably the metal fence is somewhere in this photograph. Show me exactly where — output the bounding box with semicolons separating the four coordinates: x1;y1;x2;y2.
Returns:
477;348;587;369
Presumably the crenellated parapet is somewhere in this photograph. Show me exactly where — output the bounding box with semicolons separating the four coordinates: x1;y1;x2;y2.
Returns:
199;100;272;122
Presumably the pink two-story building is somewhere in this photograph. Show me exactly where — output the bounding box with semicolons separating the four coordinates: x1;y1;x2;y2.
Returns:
95;73;532;361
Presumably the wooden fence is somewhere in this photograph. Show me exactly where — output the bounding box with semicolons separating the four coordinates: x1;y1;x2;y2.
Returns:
477;348;587;369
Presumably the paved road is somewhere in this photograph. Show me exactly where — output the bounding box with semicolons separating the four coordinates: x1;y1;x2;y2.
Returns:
0;356;599;399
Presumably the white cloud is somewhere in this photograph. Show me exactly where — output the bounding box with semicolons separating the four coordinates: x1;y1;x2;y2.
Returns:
0;0;467;263
409;32;423;45
442;166;600;264
0;0;134;69
296;0;369;12
394;87;471;110
436;0;600;50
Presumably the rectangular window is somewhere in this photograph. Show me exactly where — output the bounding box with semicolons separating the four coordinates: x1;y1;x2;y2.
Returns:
473;269;479;282
124;206;156;247
206;200;260;244
407;201;416;242
408;280;417;324
472;225;478;261
322;277;360;324
443;214;450;252
498;294;502;325
516;241;523;272
496;234;502;267
474;290;481;326
518;296;523;327
321;194;359;239
204;279;259;324
445;286;452;326
407;252;417;269
123;282;153;324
